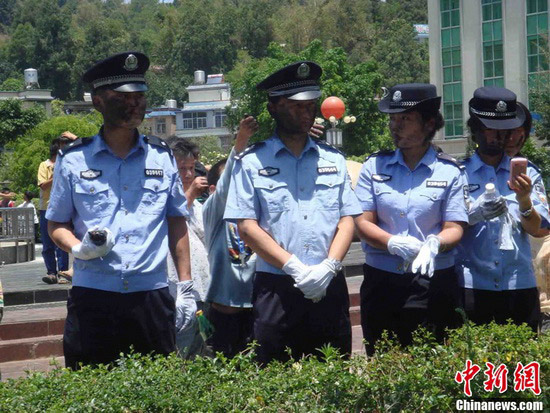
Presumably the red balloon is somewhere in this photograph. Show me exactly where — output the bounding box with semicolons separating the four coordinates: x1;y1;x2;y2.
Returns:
321;96;345;120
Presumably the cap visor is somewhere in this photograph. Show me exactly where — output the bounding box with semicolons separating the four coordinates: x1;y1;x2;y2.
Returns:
112;83;148;92
287;90;322;100
473;105;526;130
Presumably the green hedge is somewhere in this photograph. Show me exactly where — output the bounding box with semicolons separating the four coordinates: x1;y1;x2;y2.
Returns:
1;323;548;412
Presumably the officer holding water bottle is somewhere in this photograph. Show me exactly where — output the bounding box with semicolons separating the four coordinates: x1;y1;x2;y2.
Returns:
456;87;550;332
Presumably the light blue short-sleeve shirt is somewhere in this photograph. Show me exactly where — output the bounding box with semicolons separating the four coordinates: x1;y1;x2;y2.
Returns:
46;131;189;293
354;146;469;274
224;134;362;275
456;152;550;291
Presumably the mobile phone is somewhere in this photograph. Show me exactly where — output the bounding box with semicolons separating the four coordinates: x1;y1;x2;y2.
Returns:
510;157;528;189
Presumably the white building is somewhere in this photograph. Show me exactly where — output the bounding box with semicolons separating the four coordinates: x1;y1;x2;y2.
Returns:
175;71;233;149
428;0;546;156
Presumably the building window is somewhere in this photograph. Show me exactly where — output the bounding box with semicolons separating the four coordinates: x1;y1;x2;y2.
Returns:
182;112;207;129
156;118;166;135
215;110;227;128
482;0;504;87
526;0;549;94
440;0;463;139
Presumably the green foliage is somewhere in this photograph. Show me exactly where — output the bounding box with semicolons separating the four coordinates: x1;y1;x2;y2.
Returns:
0;115;98;193
520;139;550;187
0;77;23;91
226;40;391;156
188;135;230;166
530;73;550;147
0;323;547;412
0;99;46;148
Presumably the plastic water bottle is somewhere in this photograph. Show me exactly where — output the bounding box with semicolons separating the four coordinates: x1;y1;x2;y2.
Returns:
484;183;514;250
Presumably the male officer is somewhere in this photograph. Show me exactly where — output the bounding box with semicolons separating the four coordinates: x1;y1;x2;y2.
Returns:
224;62;362;364
47;52;196;369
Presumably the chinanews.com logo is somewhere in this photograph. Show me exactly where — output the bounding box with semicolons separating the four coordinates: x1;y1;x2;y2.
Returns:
454;360;544;411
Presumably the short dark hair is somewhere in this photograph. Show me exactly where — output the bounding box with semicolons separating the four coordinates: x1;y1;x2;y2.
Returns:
169;139;199;160
419;110;445;141
49;142;60;158
24;191;34;200
1;187;10;193
207;158;228;187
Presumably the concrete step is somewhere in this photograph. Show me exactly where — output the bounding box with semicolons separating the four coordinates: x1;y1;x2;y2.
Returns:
0;356;65;381
0;334;64;363
0;302;66;341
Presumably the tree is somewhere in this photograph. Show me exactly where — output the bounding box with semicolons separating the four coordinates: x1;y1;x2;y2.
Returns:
0;99;46;148
226;40;391;157
0;115;99;193
530;73;550;147
0;77;24;91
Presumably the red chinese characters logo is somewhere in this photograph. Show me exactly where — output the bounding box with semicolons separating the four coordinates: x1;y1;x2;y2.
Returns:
513;362;541;395
456;361;541;396
455;359;481;397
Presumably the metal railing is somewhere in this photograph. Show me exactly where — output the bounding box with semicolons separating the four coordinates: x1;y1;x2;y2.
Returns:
0;207;35;263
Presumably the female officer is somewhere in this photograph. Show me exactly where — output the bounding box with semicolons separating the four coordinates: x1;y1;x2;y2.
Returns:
355;83;468;355
456;87;550;332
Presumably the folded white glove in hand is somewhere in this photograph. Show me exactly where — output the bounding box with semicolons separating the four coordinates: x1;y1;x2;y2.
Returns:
282;254;310;283
468;196;507;225
294;258;339;302
387;235;424;262
175;280;197;332
411;235;441;278
71;228;114;260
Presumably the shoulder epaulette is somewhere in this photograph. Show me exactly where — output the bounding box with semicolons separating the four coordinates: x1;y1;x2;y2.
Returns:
312;138;343;155
364;150;394;163
235;141;265;160
58;137;93;156
145;135;171;151
437;151;465;170
527;159;542;173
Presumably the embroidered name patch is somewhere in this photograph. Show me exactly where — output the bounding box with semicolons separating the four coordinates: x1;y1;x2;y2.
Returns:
468;184;481;192
80;169;102;179
372;174;391;182
145;169;164;177
426;180;447;188
318;166;338;174
258;167;279;177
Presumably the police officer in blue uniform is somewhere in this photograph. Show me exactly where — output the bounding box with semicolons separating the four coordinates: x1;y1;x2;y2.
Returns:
354;84;469;355
46;52;196;369
456;87;550;332
224;61;362;364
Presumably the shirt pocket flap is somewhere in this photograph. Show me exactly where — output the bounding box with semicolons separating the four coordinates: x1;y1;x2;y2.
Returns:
373;182;392;196
141;178;170;192
252;177;288;191
74;180;109;195
315;174;343;188
419;191;443;202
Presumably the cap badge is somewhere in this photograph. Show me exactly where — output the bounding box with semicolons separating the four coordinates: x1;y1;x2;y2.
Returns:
124;54;138;71
496;100;507;112
392;91;402;102
297;63;310;79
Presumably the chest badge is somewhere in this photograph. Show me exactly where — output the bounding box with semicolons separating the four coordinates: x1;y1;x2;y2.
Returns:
426;180;447;188
318;166;338;174
372;174;391;182
258;167;280;177
145;169;164;177
468;184;481;192
80;169;102;180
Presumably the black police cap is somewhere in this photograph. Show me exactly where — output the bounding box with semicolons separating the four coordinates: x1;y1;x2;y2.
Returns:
256;61;322;100
83;51;149;93
378;83;441;114
469;87;525;130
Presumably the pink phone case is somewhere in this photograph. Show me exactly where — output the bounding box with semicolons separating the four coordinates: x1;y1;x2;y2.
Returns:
510;157;527;189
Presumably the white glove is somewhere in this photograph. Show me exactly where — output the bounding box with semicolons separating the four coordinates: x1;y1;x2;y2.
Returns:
175;280;197;332
282;254;310;283
387;235;424;262
411;235;441;278
71;228;114;260
294;258;339;302
468;196;507;225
